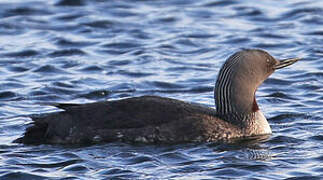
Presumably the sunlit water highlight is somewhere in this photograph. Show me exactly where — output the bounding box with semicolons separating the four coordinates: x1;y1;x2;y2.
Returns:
0;0;322;179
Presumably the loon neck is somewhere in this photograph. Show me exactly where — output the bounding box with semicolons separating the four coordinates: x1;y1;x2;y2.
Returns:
214;87;272;134
215;78;258;127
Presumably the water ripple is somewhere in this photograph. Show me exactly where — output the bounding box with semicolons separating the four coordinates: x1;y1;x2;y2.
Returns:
0;0;321;179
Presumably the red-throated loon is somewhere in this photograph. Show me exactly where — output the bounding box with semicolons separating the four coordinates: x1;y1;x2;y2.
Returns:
14;49;299;144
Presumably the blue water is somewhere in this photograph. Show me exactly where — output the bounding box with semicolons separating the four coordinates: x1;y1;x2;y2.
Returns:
0;0;322;179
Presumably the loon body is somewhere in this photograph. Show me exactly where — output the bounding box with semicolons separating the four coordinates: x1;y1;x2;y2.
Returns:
14;49;299;144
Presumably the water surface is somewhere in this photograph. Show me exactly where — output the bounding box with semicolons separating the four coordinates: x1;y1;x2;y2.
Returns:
0;0;322;179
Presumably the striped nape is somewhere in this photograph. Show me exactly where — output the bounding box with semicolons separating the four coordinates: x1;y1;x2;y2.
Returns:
215;52;243;115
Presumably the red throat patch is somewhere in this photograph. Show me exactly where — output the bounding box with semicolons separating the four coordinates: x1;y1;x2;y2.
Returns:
252;96;259;112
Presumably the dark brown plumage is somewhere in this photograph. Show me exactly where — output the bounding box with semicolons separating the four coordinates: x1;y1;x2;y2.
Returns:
15;96;242;144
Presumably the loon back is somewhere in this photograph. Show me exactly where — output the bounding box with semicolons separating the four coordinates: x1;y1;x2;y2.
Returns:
15;96;235;144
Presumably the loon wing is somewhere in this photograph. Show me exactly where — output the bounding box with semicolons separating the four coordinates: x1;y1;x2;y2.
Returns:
14;96;216;144
37;102;88;111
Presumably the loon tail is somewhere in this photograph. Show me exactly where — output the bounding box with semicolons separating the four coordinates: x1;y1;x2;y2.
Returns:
13;118;48;144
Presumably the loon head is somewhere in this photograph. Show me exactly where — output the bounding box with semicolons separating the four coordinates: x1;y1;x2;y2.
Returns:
214;49;299;132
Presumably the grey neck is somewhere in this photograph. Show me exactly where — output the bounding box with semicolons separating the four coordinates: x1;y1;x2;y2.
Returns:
214;54;258;127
